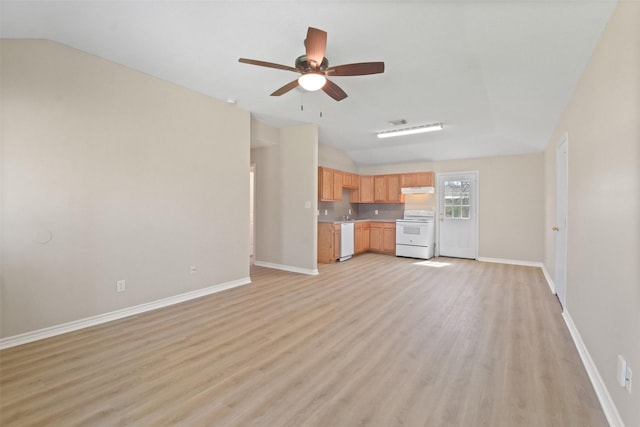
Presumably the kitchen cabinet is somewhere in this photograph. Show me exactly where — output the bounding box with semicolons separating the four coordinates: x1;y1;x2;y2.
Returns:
374;176;387;202
401;172;434;187
382;223;396;253
333;224;341;259
318;167;345;201
354;222;371;254
354;222;363;254
318;221;388;263
333;170;343;201
362;222;370;251
319;167;333;201
358;176;374;203
320;167;434;203
369;224;382;251
343;172;359;189
415;171;434;186
374;175;401;203
368;222;396;254
387;174;401;202
318;223;341;263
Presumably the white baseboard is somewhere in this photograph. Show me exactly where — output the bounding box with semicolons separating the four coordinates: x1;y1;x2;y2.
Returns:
539;264;556;294
254;260;319;276
562;310;625;427
0;277;251;350
477;257;543;268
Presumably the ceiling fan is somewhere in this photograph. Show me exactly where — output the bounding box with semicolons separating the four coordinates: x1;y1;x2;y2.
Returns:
239;27;385;102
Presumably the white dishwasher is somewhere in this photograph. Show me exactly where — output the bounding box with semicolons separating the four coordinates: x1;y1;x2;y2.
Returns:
339;222;354;261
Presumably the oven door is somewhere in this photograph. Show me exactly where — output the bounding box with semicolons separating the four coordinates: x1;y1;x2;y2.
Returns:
395;221;429;246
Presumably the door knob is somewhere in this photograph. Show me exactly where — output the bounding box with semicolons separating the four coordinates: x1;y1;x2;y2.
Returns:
552;226;560;231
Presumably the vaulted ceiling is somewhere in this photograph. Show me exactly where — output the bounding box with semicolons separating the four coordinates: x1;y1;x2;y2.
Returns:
0;1;617;165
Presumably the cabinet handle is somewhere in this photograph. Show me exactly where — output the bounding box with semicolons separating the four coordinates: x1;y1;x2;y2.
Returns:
552;226;560;231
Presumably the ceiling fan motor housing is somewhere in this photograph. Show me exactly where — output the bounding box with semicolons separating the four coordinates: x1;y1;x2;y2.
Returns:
295;55;329;73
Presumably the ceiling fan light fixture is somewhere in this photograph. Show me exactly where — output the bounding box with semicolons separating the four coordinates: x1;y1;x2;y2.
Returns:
298;73;327;91
377;122;444;139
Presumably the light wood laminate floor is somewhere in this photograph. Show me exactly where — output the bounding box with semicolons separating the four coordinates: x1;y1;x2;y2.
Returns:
1;254;607;426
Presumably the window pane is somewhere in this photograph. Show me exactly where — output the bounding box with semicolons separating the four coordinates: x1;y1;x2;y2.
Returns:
462;197;469;206
461;206;470;219
445;197;453;206
445;206;453;217
454;197;461;206
453;206;461;217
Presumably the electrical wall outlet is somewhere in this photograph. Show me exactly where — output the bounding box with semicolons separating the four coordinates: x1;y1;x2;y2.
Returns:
190;265;197;275
324;209;328;215
116;280;126;293
375;209;379;215
626;367;632;394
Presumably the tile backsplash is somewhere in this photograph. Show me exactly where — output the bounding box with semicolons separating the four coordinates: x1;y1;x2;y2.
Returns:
318;188;404;221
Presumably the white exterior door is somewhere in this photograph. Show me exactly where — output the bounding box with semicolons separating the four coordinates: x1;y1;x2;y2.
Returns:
437;172;478;259
554;135;568;308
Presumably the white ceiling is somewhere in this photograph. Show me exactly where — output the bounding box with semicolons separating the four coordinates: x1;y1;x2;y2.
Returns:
1;0;616;165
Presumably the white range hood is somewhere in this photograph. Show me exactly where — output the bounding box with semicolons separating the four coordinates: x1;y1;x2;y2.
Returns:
401;186;435;195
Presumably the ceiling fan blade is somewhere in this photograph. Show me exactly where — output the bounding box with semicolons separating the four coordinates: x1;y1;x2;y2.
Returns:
322;79;348;101
239;58;298;73
327;62;385;76
270;79;300;96
305;27;327;68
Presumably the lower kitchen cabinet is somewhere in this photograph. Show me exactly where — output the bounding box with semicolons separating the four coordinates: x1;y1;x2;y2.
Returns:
354;222;372;254
368;222;396;255
318;221;393;263
318;223;341;263
362;223;370;251
382;223;396;253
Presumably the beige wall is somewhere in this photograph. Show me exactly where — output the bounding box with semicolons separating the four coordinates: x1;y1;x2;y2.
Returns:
544;2;640;425
318;143;358;173
251;124;318;274
361;153;545;262
0;40;251;338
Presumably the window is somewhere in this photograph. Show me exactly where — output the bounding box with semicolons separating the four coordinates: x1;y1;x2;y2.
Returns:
444;180;471;219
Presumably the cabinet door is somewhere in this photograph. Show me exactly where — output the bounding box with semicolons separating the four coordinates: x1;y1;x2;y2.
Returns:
359;176;374;203
382;223;396;253
400;173;415;187
347;173;359;189
317;223;334;263
319;167;334;201
354;223;363;254
369;224;382;251
362;223;370;251
374;176;387;202
333;171;343;201
387;175;401;202
333;225;341;259
342;172;350;188
415;172;434;187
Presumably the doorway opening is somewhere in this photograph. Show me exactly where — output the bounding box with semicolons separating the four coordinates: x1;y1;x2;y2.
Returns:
554;134;568;308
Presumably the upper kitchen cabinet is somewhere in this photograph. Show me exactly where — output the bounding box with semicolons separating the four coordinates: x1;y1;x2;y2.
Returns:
388;174;401;202
318;167;344;201
333;170;343;201
374;174;401;203
401;172;434;187
358;176;374;203
374;176;387;202
342;172;359;189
